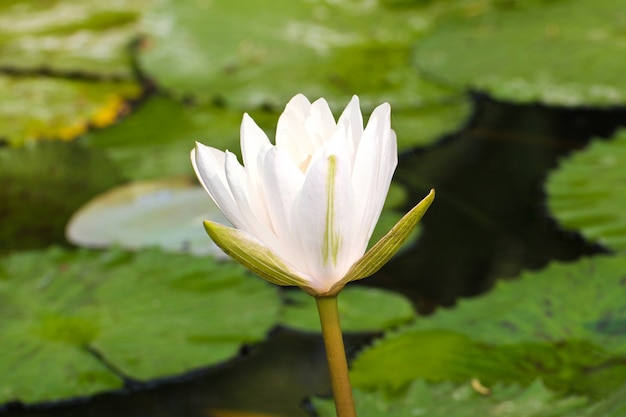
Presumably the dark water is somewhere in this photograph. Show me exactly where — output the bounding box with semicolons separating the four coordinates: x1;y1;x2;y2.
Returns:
3;95;626;417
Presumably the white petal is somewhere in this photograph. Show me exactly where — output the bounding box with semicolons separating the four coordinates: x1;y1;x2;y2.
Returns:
350;103;397;259
259;147;304;243
337;95;363;164
306;97;337;147
240;113;272;178
223;151;276;246
292;153;355;292
191;143;244;228
276;94;314;164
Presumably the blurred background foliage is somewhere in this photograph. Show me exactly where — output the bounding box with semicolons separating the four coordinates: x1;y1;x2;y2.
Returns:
1;0;626;416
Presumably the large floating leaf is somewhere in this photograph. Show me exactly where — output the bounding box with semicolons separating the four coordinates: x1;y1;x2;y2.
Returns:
0;75;141;146
312;380;591;417
392;100;471;149
279;286;415;334
351;255;626;397
0;247;280;405
138;0;465;111
588;380;626;417
66;178;229;258
86;95;467;184
415;0;626;107
547;130;626;252
84;96;277;180
0;0;149;78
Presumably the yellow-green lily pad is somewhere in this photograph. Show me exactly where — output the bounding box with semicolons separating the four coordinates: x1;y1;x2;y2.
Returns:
0;75;141;146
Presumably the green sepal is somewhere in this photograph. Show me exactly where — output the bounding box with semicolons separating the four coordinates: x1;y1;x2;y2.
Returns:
203;220;311;288
325;189;435;296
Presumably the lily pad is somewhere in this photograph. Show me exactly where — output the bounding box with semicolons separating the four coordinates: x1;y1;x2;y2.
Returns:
392;100;471;149
312;380;591;417
137;0;464;110
279;286;415;333
0;0;149;78
547;130;626;252
84;96;280;180
588;380;626;417
0;247;280;405
86;95;467;184
0;74;141;146
415;0;626;107
66;178;229;258
350;255;626;397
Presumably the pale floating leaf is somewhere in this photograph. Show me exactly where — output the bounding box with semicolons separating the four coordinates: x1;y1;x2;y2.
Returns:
66;178;230;258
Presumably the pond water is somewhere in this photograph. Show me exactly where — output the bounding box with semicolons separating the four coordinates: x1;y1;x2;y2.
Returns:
3;94;625;417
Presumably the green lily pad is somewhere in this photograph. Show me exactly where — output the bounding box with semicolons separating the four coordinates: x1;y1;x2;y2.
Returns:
588;380;626;417
350;255;626;397
312;380;591;417
66;178;229;258
392;100;471;149
86;95;468;185
0;74;141;146
0;0;148;78
84;96;279;180
137;0;464;110
547;130;626;252
279;286;415;333
415;0;626;107
0;247;280;405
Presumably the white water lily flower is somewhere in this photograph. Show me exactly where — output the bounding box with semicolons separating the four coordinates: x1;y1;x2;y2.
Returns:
192;94;433;296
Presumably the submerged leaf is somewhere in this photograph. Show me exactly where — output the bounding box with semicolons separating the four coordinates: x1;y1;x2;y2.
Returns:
0;141;124;253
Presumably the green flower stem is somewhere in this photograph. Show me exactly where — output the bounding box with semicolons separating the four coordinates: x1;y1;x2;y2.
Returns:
315;295;357;417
